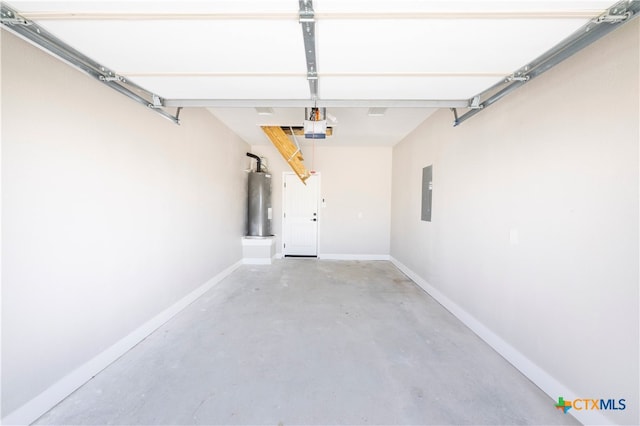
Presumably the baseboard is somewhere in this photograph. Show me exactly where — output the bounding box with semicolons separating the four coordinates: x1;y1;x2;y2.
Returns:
243;257;272;265
1;260;243;426
319;254;391;261
389;257;611;426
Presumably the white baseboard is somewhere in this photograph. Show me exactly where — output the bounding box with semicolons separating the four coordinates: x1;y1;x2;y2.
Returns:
1;260;243;426
389;257;610;426
243;257;272;265
319;254;391;261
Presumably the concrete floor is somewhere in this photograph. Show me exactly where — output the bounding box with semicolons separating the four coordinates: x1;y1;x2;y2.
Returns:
36;260;579;425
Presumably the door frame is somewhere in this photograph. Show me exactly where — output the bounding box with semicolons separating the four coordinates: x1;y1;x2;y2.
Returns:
281;172;321;257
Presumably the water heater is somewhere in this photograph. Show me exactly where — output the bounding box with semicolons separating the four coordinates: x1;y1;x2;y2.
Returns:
246;153;272;237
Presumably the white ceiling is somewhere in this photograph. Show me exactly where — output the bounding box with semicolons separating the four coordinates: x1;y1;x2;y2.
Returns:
209;107;437;147
8;0;615;145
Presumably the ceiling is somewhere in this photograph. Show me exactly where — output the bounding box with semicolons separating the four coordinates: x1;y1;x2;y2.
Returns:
208;107;437;147
5;0;617;146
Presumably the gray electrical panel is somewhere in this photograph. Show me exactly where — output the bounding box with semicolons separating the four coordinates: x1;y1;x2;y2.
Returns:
421;165;433;222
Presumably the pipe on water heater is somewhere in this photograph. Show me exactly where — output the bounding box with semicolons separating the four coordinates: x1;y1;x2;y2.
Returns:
246;152;262;173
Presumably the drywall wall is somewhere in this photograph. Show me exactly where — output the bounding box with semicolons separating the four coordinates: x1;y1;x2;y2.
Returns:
249;144;392;258
1;31;249;419
391;20;639;425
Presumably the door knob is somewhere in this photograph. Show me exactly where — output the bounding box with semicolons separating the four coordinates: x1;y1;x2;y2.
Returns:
311;218;317;222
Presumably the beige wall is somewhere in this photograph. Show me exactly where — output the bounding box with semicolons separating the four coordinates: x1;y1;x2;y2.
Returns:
250;144;392;258
391;20;639;425
1;31;249;418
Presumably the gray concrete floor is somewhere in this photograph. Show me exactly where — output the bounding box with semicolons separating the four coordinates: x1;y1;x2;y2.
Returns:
35;260;579;425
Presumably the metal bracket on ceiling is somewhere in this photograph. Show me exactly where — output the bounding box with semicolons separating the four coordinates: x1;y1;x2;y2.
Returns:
507;74;530;82
594;11;631;23
450;108;459;126
593;5;632;24
1;7;30;25
1;2;181;125
469;96;483;109
299;9;314;23
453;0;640;127
299;0;318;100
1;16;29;26
150;94;163;108
99;74;125;83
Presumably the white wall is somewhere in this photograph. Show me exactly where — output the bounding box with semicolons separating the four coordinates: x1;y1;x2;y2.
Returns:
391;21;639;425
1;31;249;419
249;145;392;258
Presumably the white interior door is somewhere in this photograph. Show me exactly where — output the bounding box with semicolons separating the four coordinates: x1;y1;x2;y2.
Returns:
283;173;319;256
